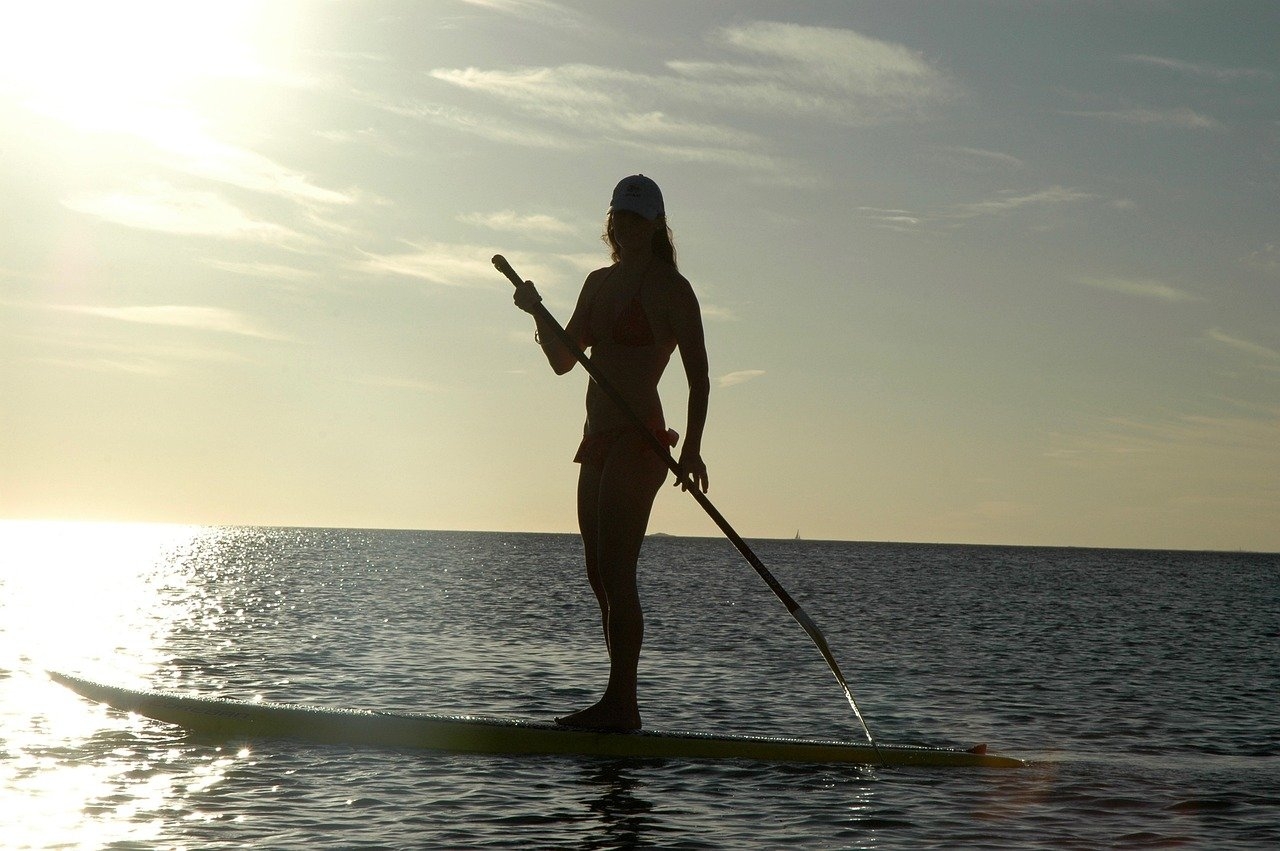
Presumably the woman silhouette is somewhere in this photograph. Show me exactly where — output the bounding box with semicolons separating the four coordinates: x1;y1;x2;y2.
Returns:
513;174;710;731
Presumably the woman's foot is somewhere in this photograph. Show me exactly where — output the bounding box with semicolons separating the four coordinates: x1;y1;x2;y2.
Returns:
555;700;641;732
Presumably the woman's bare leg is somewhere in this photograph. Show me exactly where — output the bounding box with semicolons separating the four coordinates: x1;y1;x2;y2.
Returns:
559;434;665;731
576;462;609;649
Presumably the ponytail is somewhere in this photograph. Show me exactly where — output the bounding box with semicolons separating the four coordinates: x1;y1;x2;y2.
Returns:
651;219;677;270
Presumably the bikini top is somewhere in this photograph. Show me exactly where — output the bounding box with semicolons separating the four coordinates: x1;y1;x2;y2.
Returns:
611;293;655;347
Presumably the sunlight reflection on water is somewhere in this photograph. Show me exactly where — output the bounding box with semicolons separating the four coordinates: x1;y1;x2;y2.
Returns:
1;520;207;678
0;521;246;849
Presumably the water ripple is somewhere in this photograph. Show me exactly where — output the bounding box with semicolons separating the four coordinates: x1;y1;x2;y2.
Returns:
2;524;1276;849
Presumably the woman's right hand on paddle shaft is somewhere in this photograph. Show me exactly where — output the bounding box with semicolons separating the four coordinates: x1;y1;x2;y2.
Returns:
513;280;542;314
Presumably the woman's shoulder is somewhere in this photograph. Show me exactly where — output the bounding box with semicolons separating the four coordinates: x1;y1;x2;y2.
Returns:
577;264;616;302
583;263;618;289
648;259;687;287
652;263;695;303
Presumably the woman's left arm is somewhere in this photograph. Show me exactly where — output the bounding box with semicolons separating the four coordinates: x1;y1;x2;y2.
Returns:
670;274;710;493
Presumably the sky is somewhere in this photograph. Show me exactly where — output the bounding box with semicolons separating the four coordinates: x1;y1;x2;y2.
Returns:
1;1;1277;551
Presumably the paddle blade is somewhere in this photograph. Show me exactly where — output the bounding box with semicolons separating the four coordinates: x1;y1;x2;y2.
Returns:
790;605;880;751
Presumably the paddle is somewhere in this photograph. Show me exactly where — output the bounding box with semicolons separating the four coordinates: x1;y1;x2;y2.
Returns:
494;254;882;759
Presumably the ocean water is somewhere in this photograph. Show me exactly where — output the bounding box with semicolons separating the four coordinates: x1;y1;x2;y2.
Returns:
1;522;1276;849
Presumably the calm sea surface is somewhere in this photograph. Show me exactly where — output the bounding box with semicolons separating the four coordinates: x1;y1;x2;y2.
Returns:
1;522;1276;849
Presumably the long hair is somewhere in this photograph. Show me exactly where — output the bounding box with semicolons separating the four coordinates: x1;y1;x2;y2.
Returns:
603;213;678;270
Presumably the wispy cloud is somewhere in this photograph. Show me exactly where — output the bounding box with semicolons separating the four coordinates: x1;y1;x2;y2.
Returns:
160;125;356;207
859;207;924;232
1120;54;1274;82
422;20;954;175
948;186;1094;219
1048;410;1280;476
54;304;287;340
621;139;795;177
358;242;500;287
204;259;319;283
698;303;738;322
428;65;775;148
63;181;305;245
431;23;951;125
1079;276;1204;303
930;146;1025;172
459;0;585;27
457;210;576;238
1246;242;1280;276
358;242;597;293
701;20;955;114
719;369;765;388
360;91;579;149
861;186;1095;232
1206;328;1280;361
557;252;611;276
1063;106;1222;130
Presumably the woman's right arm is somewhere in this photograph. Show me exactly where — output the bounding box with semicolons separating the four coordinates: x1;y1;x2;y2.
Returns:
514;273;595;375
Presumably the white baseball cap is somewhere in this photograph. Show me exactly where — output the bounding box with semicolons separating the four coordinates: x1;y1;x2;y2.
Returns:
609;174;665;220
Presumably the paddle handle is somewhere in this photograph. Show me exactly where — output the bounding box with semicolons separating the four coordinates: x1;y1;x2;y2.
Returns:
492;254;527;289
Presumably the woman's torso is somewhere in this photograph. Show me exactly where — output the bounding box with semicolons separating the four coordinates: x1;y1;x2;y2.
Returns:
580;262;678;434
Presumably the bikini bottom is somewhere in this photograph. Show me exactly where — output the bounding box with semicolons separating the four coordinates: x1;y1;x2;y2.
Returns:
573;426;679;467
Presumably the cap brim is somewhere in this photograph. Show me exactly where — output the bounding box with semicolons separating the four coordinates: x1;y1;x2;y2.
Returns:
609;201;661;220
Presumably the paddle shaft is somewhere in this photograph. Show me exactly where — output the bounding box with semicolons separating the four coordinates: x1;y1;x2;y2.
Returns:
494;254;882;757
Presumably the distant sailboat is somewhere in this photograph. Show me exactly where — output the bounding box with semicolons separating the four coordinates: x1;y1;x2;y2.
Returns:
794;530;801;540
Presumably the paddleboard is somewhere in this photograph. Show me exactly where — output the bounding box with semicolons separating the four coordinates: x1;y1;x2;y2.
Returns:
49;672;1024;768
